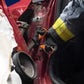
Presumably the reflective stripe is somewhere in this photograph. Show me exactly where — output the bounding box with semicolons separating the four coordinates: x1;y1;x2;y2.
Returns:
52;18;75;41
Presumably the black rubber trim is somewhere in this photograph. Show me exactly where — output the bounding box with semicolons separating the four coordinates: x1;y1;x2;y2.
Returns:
12;51;37;81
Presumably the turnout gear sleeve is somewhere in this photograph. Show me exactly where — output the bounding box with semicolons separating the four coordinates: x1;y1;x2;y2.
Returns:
48;0;84;43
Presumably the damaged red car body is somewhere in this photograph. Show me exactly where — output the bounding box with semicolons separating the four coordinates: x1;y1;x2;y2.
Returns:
0;0;68;84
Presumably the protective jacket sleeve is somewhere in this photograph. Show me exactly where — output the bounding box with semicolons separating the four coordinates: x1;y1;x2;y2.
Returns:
48;0;84;44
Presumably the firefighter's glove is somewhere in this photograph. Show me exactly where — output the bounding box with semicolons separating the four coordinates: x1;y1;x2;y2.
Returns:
37;28;57;54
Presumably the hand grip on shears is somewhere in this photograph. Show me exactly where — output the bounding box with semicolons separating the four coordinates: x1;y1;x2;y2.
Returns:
40;45;54;54
38;28;47;40
28;28;47;51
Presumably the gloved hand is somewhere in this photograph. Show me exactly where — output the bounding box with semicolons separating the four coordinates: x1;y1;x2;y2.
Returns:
37;27;58;54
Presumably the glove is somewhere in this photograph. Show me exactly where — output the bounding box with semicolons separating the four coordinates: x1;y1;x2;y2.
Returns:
37;27;58;54
40;36;57;54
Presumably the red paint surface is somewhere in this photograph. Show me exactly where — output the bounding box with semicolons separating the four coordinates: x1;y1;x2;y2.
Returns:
8;0;31;21
0;0;57;84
